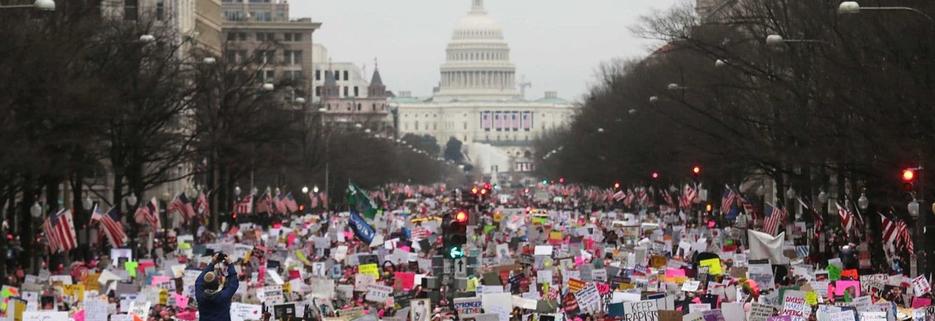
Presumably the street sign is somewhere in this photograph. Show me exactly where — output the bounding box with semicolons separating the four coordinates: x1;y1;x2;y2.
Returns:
454;258;467;277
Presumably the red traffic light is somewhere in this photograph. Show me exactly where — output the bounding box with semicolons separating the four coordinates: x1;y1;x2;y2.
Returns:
692;165;702;176
559;177;565;184
651;172;660;179
902;169;916;182
613;182;621;189
455;211;468;223
484;183;492;190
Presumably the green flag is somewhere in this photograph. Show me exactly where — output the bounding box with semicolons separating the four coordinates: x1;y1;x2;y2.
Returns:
346;182;381;220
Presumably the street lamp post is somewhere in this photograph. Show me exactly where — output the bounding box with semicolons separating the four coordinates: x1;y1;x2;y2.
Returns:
765;34;830;48
837;2;935;24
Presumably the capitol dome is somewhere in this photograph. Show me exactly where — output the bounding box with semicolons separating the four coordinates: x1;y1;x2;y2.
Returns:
435;0;519;102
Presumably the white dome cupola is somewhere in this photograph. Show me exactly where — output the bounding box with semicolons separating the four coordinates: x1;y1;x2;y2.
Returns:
436;0;519;102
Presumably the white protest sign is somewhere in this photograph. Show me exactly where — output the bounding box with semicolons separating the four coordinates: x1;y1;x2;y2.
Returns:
780;290;810;321
22;311;68;321
231;302;262;321
829;311;856;321
481;292;512;321
85;299;109;321
128;301;151;320
690;303;712;313
912;275;931;297
365;284;393;303
623;300;659;321
682;280;701;292
748;303;775;321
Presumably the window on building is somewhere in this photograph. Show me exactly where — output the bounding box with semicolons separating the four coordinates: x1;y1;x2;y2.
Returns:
343;87;348;97
293;33;303;41
326;104;331;110
372;103;376;111
433;123;437;130
315;86;321;97
284;50;302;65
415;121;419;130
463;122;467;130
263;70;275;82
343;71;349;81
124;0;138;20
226;32;237;41
357;104;361;111
284;33;292;41
347;104;352;111
155;0;165;20
238;33;247;41
354;87;359;97
315;70;321;81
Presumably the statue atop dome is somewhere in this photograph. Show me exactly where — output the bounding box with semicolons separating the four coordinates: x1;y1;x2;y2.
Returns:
471;0;486;14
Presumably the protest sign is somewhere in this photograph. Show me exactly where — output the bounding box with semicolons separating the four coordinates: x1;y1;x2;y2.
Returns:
781;290;811;321
624;299;660;321
454;297;483;315
365;284;393;303
749;303;776;321
22;311;68;321
231;302;262;321
913;276;931;297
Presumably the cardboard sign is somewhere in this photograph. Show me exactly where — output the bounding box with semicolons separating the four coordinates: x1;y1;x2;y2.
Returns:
913;276;931;297
749;303;775;321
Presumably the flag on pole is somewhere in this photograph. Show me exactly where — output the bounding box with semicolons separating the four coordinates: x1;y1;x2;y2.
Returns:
168;193;196;221
256;192;271;214
42;210;60;253
134;197;160;229
309;192;319;209
273;193;287;214
762;205;786;236
662;191;676;208
680;184;697;209
45;209;77;253
194;191;210;217
836;202;855;232
284;193;298;213
612;190;625;202
721;188;738;214
881;214;900;246
235;194;254;216
93;206;127;248
347;182;381;220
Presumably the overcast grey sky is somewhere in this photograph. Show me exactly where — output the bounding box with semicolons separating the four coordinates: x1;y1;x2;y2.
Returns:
290;0;687;101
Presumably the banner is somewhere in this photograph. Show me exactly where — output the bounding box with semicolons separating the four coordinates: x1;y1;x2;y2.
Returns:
748;230;788;264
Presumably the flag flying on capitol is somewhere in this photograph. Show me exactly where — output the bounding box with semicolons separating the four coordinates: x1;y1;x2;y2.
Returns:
347;182;382;220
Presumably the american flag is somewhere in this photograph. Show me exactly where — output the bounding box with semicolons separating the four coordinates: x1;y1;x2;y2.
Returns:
168;193;196;221
256;192;271;214
662;190;676;208
194;191;210;217
284;192;298;213
521;112;532;130
481;112;492;129
319;193;329;209
836;202;855;232
511;112;519;129
680;184;697;209
44;209;77;253
411;226;431;240
93;206;127;248
273;194;287;214
612;190;625;202
721;189;737;214
235;194;254;215
638;188;651;207
762;205;786;236
881;214;900;245
133;197;160;229
897;220;914;256
309;191;319;209
623;189;636;207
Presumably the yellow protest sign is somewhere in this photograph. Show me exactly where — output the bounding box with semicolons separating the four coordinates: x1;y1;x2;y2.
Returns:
466;277;478;292
83;273;100;292
295;250;312;266
159;289;168;305
805;291;818;305
282;281;291;294
358;263;380;279
493;211;503;223
63;284;85;302
699;258;723;276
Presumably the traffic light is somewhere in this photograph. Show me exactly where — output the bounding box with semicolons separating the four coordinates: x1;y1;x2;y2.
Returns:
613;182;621;190
443;210;468;259
651;171;660;180
692;165;702;177
902;168;916;192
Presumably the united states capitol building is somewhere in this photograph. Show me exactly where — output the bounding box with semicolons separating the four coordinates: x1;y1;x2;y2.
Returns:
391;0;576;182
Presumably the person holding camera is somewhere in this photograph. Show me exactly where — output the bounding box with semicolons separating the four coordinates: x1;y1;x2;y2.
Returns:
196;253;239;321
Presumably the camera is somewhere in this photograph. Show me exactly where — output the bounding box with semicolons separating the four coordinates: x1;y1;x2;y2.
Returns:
215;252;228;262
